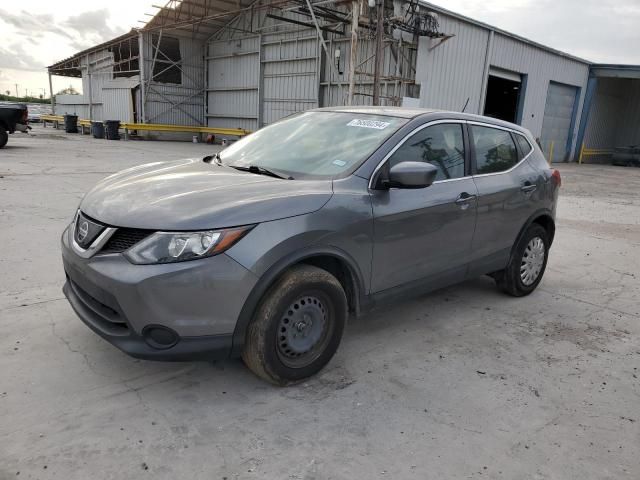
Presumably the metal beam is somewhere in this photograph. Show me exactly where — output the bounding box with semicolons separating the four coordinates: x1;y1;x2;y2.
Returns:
265;13;343;34
138;31;147;123
347;0;359;105
372;0;384;105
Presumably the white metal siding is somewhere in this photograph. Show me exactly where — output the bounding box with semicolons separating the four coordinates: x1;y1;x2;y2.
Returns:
102;88;135;123
416;12;590;158
488;34;588;145
261;34;319;125
416;15;489;114
207;36;260;131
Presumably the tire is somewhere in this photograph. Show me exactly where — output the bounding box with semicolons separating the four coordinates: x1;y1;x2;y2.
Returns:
242;264;347;386
0;127;8;149
494;223;549;297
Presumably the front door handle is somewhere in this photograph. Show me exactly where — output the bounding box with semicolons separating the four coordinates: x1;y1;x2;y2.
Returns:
455;192;477;205
521;183;537;193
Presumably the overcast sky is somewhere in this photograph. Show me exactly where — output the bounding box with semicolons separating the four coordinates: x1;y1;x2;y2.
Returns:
1;0;639;97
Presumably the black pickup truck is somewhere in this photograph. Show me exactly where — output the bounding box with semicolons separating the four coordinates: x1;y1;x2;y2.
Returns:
0;103;29;148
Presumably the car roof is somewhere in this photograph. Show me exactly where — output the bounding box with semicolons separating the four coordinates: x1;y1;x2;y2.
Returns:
312;106;531;135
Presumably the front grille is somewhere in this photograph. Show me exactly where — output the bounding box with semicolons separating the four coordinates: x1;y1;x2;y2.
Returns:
100;228;153;254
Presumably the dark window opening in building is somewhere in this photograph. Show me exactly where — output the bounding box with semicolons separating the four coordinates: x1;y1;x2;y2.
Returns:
151;35;182;84
110;38;139;78
484;74;521;123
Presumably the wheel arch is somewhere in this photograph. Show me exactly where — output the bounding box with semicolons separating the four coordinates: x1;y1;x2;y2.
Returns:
513;210;556;257
230;246;365;357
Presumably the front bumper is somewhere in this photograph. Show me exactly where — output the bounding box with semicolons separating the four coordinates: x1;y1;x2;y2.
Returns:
61;225;258;361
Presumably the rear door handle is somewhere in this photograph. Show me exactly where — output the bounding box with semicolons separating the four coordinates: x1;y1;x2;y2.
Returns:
521;183;537;193
455;192;477;205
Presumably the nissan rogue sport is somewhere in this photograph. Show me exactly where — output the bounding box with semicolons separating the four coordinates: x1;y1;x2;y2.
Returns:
61;107;560;385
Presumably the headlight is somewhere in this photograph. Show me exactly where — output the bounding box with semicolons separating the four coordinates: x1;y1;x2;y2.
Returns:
124;226;254;265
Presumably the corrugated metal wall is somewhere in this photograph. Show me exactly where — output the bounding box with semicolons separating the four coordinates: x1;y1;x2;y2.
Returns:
615;79;640;146
261;33;319;124
141;32;205;126
207;36;261;131
583;78;628;149
583;77;640;153
207;6;416;130
488;34;588;145
102;78;139;123
416;11;590;158
416;16;489;114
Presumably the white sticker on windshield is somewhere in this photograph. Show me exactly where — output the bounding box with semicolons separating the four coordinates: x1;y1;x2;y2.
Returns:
347;119;391;130
332;159;346;167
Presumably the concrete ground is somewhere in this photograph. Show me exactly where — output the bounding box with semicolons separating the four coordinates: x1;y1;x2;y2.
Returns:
1;126;639;479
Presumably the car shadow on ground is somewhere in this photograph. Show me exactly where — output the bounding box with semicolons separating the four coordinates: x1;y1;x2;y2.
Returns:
60;275;510;398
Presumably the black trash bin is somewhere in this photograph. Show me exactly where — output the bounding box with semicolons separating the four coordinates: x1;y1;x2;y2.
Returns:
91;121;104;139
104;120;121;140
64;114;78;133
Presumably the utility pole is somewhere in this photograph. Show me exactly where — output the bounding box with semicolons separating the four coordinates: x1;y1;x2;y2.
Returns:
347;0;360;106
372;0;384;106
15;84;19;97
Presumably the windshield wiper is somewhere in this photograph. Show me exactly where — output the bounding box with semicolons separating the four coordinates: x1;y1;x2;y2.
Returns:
228;164;293;180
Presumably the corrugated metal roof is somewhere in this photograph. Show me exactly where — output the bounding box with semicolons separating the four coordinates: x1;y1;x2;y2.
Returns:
48;30;138;74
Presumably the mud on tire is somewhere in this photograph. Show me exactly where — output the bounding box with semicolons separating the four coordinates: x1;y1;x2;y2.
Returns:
242;264;347;386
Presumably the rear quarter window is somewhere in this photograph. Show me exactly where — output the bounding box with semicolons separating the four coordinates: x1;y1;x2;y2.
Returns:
471;125;518;174
514;133;533;159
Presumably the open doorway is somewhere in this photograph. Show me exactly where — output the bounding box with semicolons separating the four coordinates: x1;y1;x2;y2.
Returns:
483;69;523;123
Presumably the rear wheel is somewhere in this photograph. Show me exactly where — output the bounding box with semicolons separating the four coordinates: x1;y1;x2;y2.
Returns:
242;265;347;385
0;127;8;148
494;223;549;297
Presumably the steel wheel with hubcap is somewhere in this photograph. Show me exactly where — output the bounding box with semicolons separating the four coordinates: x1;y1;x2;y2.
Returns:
520;236;545;286
494;223;549;297
242;265;347;385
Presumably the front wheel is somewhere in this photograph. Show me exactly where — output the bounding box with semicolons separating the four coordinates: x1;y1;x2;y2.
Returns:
242;265;347;385
494;223;549;297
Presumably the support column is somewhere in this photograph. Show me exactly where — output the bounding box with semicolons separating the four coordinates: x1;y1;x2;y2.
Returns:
86;54;93;121
48;72;55;115
372;0;384;106
478;30;494;114
347;0;360;106
138;31;147;123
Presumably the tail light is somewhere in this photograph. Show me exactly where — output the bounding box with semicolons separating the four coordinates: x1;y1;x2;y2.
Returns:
22;108;28;124
551;169;561;187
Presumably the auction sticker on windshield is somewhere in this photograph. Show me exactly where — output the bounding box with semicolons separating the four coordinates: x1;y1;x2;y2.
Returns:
347;119;390;130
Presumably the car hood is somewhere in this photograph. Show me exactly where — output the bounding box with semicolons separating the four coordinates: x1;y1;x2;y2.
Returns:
80;158;333;230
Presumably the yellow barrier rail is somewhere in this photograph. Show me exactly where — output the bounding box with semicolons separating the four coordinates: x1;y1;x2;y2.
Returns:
40;115;250;139
578;143;614;164
120;122;249;137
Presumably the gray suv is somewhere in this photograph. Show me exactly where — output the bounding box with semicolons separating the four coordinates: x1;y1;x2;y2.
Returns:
61;107;561;385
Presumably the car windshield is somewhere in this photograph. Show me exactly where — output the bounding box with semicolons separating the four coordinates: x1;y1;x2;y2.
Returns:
218;111;407;179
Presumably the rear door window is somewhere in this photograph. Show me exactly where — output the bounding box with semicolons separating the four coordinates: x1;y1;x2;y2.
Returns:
471;125;519;174
388;123;466;181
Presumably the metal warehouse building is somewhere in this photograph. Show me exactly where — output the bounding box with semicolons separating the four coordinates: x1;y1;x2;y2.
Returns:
47;0;640;163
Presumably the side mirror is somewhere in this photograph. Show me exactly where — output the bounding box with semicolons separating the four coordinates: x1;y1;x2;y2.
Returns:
384;161;438;189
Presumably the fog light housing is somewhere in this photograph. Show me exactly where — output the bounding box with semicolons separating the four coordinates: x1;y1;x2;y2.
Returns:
142;325;179;350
